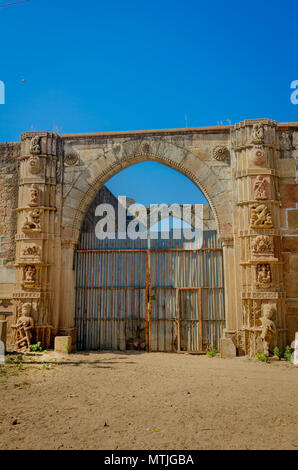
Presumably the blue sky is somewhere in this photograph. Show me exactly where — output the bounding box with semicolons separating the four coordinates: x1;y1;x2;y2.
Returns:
1;0;298;204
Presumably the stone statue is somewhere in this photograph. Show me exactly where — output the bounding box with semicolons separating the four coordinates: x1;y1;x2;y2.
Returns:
253;175;268;200
260;304;277;356
11;303;34;351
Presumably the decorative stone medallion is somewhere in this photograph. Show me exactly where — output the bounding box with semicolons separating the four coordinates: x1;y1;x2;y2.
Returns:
28;156;41;175
212;145;229;162
250;145;266;166
64;152;79;166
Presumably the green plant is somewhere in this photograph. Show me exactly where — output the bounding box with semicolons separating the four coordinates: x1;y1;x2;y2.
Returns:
256;353;269;363
39;362;51;370
273;347;280;358
206;348;219;358
29;341;43;352
284;345;292;362
64;343;69;354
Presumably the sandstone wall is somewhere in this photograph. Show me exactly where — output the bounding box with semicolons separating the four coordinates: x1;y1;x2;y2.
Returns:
278;128;298;343
0;143;20;342
0;143;19;290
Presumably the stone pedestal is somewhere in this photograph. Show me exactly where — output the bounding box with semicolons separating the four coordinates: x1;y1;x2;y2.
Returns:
220;337;236;358
54;335;72;354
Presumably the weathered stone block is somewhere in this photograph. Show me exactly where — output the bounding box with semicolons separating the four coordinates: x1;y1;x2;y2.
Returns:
54;336;72;354
220;338;236;358
280;184;298;204
278;159;297;178
283;273;298;297
288;210;298;229
283;237;298;253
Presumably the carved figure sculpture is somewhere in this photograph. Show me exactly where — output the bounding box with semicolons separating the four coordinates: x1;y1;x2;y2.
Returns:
30;136;41;155
23;265;37;288
11;303;34;351
253;175;268;200
252;123;264;143
256;264;272;289
22;209;42;232
28;184;40;207
260;303;277;356
251;235;273;255
22;245;41;259
279;132;291;150
250;204;273;228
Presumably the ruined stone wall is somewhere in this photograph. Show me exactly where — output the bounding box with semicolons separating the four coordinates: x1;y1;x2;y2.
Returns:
278;127;298;344
0;143;19;269
0;143;20;341
0;121;297;355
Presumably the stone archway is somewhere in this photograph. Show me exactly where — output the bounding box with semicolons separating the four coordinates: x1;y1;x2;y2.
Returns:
58;135;236;343
10;119;290;356
61;141;233;242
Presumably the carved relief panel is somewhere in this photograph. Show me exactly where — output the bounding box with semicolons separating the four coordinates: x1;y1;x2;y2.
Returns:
252;175;271;200
249;204;273;229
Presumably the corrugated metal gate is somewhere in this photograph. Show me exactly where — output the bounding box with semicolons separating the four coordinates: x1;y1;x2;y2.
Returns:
74;231;225;352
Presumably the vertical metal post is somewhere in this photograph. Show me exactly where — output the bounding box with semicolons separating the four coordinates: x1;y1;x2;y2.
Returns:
146;249;151;352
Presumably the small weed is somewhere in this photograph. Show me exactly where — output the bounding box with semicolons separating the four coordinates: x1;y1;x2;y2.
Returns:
30;342;43;353
206;349;219;358
284;345;292;362
273;347;280;358
39;362;51;370
64;344;69;354
256;353;269;363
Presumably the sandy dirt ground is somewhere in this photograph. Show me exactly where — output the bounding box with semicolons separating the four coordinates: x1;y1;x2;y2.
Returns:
0;351;297;450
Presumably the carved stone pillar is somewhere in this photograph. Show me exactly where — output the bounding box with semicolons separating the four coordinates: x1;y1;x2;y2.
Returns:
221;237;237;332
13;132;59;348
231;119;287;356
